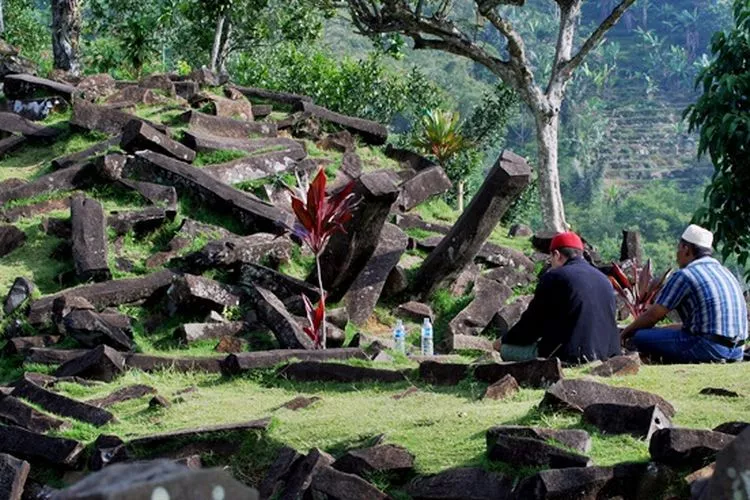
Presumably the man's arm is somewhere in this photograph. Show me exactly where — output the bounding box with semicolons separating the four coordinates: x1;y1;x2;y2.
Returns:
620;304;670;339
502;274;557;346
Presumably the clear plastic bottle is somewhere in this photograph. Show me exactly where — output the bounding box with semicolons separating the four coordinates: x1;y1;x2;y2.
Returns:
393;319;406;354
421;318;434;356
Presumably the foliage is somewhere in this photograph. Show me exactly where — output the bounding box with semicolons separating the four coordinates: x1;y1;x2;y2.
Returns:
610;260;671;319
412;110;471;165
686;0;750;276
3;0;49;60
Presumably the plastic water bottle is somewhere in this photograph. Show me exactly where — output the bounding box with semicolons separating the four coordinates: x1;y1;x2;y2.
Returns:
393;320;406;354
421;318;434;356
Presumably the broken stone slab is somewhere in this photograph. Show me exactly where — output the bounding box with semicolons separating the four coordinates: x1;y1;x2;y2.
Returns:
107;207;167;237
3;74;77;101
76;73;117;101
344;223;408;325
293;101;387;145
508;223;533;238
167;274;240;316
473;358;564;388
104;85;169;107
309;464;388;500
699;387;741;398
702;427;750;500
176;321;246;344
277;396;321;411
713;421;749;436
584;404;672;440
86;384;157;408
252;104;272;118
317;130;356;153
589;353;641;377
419;361;469;386
0;163;95;205
449;278;512;343
2;336;60;356
0;135;26;157
52;460;260;499
214;336;248;353
174;80;199;100
120;119;196;162
483;375;519;401
95;152;128;182
245;284;314;350
395;301;435;323
26;348;88;365
0;453;30;500
87;435;129;471
333;444;415;482
2;198;69;223
179;109;277;138
70;100;142;136
620;230;643;263
63;309;135;351
488;434;592;469
125;150;292;234
118;179;178;214
188;67;221;86
482;265;533;289
124;353;224;374
0;111;61;139
232;85;312;107
55;345;127;382
413;150;531;298
393;214;451;236
384;144;438;171
278;361;407;384
0;394;70;433
125;418;271;451
405;467;512;500
0;226;26;258
192;92;254;121
51;135;121;170
276;447;334;499
11;378;115;427
182;130;301;156
3;277;35;316
70;195;111;283
220;348;368;375
540;378;676;417
396;166;452;212
139;73;177;97
313;171;400;301
259;446;303;500
174;234;293;275
486;426;591;455
649;428;734;468
207;152;300;185
479;243;536;271
487;295;533;338
0;425;83;468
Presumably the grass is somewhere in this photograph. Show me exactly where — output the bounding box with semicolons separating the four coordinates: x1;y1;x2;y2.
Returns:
193;149;249;167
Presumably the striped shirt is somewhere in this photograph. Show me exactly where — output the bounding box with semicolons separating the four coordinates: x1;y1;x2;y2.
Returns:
656;257;748;340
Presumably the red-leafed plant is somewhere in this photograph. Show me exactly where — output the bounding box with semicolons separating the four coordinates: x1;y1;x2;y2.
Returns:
289;168;356;348
609;259;671;319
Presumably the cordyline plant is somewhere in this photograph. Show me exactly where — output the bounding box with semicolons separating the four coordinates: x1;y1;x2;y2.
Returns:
609;260;671;319
288;168;356;348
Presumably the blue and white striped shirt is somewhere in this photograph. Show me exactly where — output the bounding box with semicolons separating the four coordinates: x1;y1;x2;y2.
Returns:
656;257;748;340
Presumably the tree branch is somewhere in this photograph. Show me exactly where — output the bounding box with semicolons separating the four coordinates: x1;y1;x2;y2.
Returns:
546;0;581;98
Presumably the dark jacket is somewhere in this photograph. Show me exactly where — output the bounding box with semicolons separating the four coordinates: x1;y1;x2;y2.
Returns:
502;257;620;364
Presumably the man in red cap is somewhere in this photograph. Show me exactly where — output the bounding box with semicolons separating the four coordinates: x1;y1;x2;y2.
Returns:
499;231;621;364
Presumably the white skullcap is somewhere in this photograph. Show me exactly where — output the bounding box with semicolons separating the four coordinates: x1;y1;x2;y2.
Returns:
682;224;713;249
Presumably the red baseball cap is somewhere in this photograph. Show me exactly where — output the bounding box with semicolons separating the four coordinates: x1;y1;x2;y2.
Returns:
550;231;584;252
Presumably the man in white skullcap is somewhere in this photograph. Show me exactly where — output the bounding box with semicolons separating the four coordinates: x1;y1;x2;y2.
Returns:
621;225;747;362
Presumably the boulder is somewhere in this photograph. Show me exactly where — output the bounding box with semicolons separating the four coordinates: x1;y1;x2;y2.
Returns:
0;453;30;500
344;223;408;325
241;263;321;314
488;434;591;469
174;80;199;100
180;109;276;138
232;85;312;106
86;384;157;408
508;223;533;238
583;404;671;439
203;150;303;184
620;230;643;263
76;73;117;101
405;467;512;500
0;111;60;138
278;361;407;383
55;345;128;382
104;85;168;106
220;348;368;376
70;195;111;283
121;119;195;162
3;277;35;316
0;163;94;205
333;444;415;481
0;395;70;433
63;310;135;351
699;387;741;398
589;353;641;377
448;278;512;344
317;130;355;153
139;73;177;97
540;379;676;417
173;234;293;274
118;179;178;214
293;101;387;145
188;68;220;87
2;336;60;355
713;421;749;436
246;284;314;350
702;427;750;500
70;100;140;135
3;73;77;101
0;424;84;468
252;104;272;118
0;225;26;258
396;166;452;212
259;446;302;500
395;301;435;323
649;428;734;467
11;377;115;426
483;375;519;400
277;448;334;499
167;274;240;316
107;207;167;237
474;358;564;388
486;426;591;454
193;92;253;121
176;321;246;344
310;464;388;500
482;266;533;289
0;44;37;78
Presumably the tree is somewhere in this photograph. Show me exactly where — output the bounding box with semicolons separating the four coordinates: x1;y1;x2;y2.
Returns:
51;0;82;75
687;0;750;274
344;0;636;233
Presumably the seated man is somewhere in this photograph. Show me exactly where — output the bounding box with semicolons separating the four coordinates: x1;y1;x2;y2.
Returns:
499;231;620;364
621;224;747;363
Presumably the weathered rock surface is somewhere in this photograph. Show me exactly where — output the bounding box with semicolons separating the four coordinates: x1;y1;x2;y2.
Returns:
484;375;520;400
121;119;196;162
0;225;26;258
310;464;388;500
220;348;368;375
0;111;60;138
0;453;30;500
174;234;293;274
713;421;750;436
333;444;415;481
167;274;240;316
71;195;111;283
488;434;591;469
70;100;141;135
12;378;115;427
86;384;157;408
473;358;564;388
246;284;314;350
26;348;88;365
176;321;246;344
124;353;223;374
649;428;734;467
279;361;407;384
2;336;60;355
405;467;513;500
294;101;387;145
107;207;168;237
203;150;303;184
55;345;127;382
702;427;750;500
487;426;591;455
395;301;435;323
0;163;94;205
540;379;676;417
233;85;312;106
259;446;302;499
0;394;69;433
76;73;117;101
396;166;452;212
192;92;254;121
3;277;35;316
118;179;178;214
0;424;84;467
699;387;741;398
180;109;277;138
583;404;671;439
448;277;512;344
126;418;270;451
589;353;641;377
3;74;77;101
277;448;334;499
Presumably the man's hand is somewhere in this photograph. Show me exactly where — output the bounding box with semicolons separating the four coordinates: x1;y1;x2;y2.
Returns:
620;304;671;343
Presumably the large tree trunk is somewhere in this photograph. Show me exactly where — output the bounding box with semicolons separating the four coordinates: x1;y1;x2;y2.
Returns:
534;111;566;234
217;18;233;75
457;179;465;213
0;0;5;35
210;12;227;73
51;0;81;76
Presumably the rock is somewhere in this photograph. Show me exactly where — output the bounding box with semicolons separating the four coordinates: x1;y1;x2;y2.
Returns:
0;135;26;157
371;351;394;363
0;395;70;433
344;223;408;325
583;404;672;439
51;460;260;499
278;396;321;411
182;130;301;156
405;467;512;500
279;361;407;383
188;67;220;86
382;266;409;298
483;375;519;400
620;230;643;263
87;435;129;471
419;361;469;386
11;377;115;426
140;73;177;97
413;151;531;297
487;426;591;455
395;301;434;323
70;100;141;135
120;119;195;162
479;243;535;270
317;130;355;153
702;427;750;500
214;336;249;353
0;453;30;500
473;358;564;388
333;444;415;481
86;384;157;408
2;336;60;355
25;348;88;365
252;104;272;118
482;266;532;289
70;195;111;283
589;353;641;377
220;348;368;376
104;85;168;106
327;308;349;330
76;73;117;101
118;179;178;214
124;353;223;374
2;198;69;223
0;163;94;205
232;85;312;106
0;111;60;138
294;101;387;145
241;264;321;314
686;463;715;500
3;277;35;316
713;421;750;436
125;418;270;451
488;433;591;468
649;428;734;468
0;45;37;79
167;274;240;316
259;446;302;499
0;225;26;258
63;310;135;351
310;464;388;499
278;448;334;499
55;345;127;382
125;150;292;234
3;73;77;101
0;423;84;468
149;395;171;409
540;379;676;417
174;80;199;100
394;213;450;235
508;223;533;238
174;234;293;275
180;109;276;138
699;387;741;398
107;207;167;237
176;321;245;344
193;92;254;121
449;278;512;345
246;284;314;350
203;150;304;185
396;166;452;212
